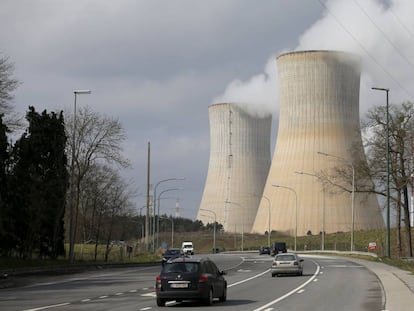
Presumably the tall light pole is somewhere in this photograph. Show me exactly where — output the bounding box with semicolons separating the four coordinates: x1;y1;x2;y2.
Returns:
225;201;244;251
152;177;185;251
318;151;355;252
160;216;174;248
295;170;326;251
272;185;298;251
69;89;91;262
156;188;181;249
372;87;391;258
200;208;217;253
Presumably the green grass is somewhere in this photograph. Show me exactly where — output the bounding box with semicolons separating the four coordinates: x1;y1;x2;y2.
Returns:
1;228;413;274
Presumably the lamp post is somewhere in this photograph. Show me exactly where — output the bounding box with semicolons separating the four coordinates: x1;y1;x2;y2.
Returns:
69;89;91;262
318;151;355;252
272;184;298;251
200;208;217;253
225;201;244;251
156;188;181;249
152;177;185;251
295;170;326;251
160;216;174;248
372;87;391;258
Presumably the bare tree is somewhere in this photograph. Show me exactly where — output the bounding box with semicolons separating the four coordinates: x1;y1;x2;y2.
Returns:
316;102;413;257
66;106;130;261
361;102;413;257
0;55;22;130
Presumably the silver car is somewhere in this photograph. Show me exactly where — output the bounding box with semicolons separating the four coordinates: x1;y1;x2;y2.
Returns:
271;253;304;277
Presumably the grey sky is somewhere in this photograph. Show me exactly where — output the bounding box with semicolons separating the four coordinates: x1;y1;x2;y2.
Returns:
1;0;413;219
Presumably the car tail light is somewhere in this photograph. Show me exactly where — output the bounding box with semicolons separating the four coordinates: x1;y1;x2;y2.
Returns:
198;273;209;283
156;275;162;291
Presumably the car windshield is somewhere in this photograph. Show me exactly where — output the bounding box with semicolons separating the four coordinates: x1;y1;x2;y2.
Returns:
276;254;296;261
163;262;199;273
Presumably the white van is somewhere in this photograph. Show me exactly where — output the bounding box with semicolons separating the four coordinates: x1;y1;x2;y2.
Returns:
181;241;194;255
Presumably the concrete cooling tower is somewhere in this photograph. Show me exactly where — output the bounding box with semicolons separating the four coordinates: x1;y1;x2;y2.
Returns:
252;50;384;236
197;103;272;233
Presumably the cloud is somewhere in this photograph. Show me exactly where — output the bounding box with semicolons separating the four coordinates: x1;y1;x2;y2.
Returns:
214;0;414;118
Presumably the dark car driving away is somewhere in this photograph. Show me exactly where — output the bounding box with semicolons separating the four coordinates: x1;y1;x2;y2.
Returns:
155;256;227;306
161;248;183;265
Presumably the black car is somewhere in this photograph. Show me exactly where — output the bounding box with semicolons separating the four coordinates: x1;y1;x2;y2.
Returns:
161;248;184;265
270;242;287;256
155;256;227;306
259;246;271;255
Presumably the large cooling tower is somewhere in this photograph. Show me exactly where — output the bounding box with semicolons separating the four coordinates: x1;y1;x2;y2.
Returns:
197;103;272;233
252;50;384;236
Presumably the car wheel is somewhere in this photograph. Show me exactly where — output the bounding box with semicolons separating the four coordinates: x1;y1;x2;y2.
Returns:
156;298;166;307
271;273;276;277
203;288;213;306
219;286;227;302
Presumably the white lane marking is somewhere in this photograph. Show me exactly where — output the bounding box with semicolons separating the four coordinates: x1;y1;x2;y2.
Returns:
98;295;108;299
228;269;271;287
115;292;124;296
313;279;318;282
297;289;305;294
327;265;364;268
81;299;91;302
141;292;156;297
23;303;70;311
263;308;274;311
129;289;137;293
140;307;152;310
252;264;320;311
238;269;252;272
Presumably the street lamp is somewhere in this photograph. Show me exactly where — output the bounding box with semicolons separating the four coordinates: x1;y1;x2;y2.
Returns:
295;170;326;251
156;188;181;249
318;151;355;252
152;177;185;251
225;201;244;251
160;216;174;248
200;208;217;253
69;89;91;262
272;184;298;251
372;87;391;258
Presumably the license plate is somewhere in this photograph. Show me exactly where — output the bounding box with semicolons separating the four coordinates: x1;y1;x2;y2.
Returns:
170;283;188;288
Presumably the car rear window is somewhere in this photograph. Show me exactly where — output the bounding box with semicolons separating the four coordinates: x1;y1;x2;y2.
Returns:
276;255;295;261
163;262;199;273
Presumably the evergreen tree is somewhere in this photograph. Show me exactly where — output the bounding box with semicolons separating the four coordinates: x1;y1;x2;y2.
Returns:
9;107;67;258
0;114;11;254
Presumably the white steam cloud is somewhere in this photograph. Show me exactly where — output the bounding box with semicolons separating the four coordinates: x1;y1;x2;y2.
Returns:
214;0;414;116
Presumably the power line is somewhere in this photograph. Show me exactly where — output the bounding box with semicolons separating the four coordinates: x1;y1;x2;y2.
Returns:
352;0;414;70
389;7;414;42
316;0;413;100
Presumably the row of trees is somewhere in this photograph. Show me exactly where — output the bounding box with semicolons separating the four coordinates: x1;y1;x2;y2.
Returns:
0;54;219;261
0;55;134;260
321;101;413;257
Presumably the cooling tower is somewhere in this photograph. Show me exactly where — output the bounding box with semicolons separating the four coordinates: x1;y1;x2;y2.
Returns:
197;103;272;233
252;50;384;236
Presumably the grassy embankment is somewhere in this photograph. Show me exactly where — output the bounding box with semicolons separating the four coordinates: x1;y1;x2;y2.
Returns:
1;228;413;273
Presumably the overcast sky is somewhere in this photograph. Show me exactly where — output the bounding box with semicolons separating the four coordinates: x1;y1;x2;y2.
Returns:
1;0;413;220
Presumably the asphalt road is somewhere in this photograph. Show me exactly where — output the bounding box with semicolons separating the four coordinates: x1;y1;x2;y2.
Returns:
0;253;383;311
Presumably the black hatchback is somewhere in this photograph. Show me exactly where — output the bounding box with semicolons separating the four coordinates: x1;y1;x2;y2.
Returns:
155;256;227;306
